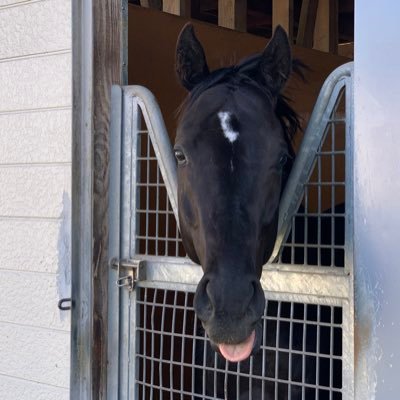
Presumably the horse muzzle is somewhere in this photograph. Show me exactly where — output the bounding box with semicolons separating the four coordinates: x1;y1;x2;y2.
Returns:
208;321;263;362
194;273;265;362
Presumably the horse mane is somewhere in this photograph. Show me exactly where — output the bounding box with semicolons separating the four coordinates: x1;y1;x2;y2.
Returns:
177;54;306;156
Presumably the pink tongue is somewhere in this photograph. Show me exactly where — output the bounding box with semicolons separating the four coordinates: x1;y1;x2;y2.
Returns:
218;331;255;362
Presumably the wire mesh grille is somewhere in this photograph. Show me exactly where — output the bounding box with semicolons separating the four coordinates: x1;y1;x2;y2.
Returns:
135;123;185;257
279;88;346;268
136;287;343;400
133;86;347;267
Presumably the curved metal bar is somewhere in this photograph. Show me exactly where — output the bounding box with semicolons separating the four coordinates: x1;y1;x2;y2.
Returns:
122;85;179;227
269;62;354;262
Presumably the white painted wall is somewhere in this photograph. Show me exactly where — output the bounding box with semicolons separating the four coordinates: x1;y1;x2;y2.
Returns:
354;0;400;399
0;1;71;399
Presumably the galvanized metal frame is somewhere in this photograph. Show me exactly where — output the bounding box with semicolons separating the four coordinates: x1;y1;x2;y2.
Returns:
108;86;122;399
71;1;94;399
109;62;355;399
272;62;353;271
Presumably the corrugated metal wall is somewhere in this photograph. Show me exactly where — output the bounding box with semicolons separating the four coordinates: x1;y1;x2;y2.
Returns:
0;1;72;398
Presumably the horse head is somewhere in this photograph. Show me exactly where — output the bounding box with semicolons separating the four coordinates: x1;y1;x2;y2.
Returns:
175;24;299;362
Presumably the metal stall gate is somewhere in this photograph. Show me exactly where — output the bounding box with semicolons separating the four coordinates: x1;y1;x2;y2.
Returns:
108;62;354;400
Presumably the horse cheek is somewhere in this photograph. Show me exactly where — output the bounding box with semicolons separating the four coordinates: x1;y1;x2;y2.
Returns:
178;192;201;264
257;180;281;264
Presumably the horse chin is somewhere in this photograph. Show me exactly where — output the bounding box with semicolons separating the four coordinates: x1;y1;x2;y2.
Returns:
210;322;263;363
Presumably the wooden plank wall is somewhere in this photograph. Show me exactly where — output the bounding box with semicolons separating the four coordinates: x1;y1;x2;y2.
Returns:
163;0;191;17
92;1;123;399
218;0;247;32
314;0;339;53
296;0;318;48
143;0;347;55
272;0;293;42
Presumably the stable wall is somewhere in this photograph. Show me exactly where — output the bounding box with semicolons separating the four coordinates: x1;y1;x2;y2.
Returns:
0;1;71;399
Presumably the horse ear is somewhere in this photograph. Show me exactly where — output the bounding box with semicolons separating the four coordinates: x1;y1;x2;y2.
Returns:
259;25;292;95
176;23;210;91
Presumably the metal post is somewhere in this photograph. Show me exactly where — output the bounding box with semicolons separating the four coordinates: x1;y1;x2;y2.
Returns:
71;1;94;399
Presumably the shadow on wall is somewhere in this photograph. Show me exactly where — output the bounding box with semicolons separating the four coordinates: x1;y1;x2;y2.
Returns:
57;191;71;322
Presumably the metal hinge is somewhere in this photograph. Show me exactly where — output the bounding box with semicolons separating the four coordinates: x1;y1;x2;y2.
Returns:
109;258;145;291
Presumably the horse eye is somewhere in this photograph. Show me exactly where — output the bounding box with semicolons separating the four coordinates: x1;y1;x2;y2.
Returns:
278;154;288;168
174;149;187;165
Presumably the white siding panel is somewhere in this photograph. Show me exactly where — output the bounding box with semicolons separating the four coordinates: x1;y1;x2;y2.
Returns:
0;53;71;112
0;322;69;387
0;270;70;330
0;0;71;59
0;1;33;7
0;219;60;273
0;165;70;218
0;0;72;395
0;110;71;164
0;375;69;400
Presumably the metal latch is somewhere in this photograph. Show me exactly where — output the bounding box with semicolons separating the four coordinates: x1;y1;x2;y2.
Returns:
109;258;145;291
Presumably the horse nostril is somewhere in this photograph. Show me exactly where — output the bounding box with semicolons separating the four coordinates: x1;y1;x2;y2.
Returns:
206;280;213;302
250;280;256;300
194;277;212;322
249;279;266;317
243;280;258;313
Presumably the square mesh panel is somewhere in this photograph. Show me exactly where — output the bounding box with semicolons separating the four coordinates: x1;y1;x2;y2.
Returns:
279;88;346;268
135;128;186;257
136;287;343;400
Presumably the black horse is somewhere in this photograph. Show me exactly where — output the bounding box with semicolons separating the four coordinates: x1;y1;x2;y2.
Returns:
174;24;308;398
175;23;299;362
173;23;343;399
